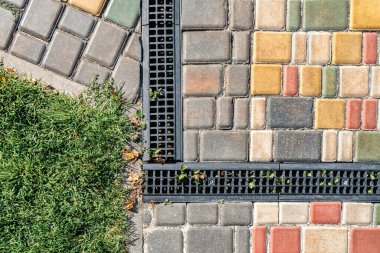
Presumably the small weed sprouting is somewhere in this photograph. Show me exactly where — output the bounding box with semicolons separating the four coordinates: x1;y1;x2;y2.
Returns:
149;87;162;101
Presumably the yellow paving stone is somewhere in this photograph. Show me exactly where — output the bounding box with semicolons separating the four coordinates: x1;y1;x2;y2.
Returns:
315;99;345;129
253;32;291;63
251;64;282;95
300;66;321;97
68;0;106;16
350;0;380;30
332;32;362;64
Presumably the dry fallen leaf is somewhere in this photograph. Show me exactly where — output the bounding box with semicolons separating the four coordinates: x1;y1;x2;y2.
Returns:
123;149;139;163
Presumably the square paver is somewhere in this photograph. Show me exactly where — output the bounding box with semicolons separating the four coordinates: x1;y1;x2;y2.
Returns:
104;0;140;28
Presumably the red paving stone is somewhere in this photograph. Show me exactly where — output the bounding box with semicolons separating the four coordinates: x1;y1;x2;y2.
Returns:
363;33;377;65
252;226;267;253
346;99;362;129
310;202;341;224
283;65;298;96
350;228;380;253
270;227;301;253
362;99;378;130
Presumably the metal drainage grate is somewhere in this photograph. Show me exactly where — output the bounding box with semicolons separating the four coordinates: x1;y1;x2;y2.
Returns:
142;0;181;163
143;163;380;202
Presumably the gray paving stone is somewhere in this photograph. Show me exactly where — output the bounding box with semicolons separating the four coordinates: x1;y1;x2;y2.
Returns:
142;211;152;225
0;8;17;50
181;0;226;29
59;6;95;38
42;30;83;77
183;131;199;162
235;227;250;253
234;98;250;129
20;0;62;40
230;0;253;30
216;97;233;129
74;60;110;85
183;31;230;63
225;65;249;96
184;98;215;129
186;228;233;253
232;32;250;63
154;204;186;226
112;57;141;102
200;131;248;161
145;229;183;253
220;202;252;225
84;20;127;67
3;0;27;8
187;203;218;225
267;97;314;129
124;33;141;62
10;33;46;64
274;131;322;162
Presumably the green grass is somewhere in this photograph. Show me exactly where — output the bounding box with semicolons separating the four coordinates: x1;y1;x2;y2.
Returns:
0;67;140;252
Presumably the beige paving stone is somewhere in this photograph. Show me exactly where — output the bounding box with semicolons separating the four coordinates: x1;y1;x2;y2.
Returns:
255;0;286;30
251;98;266;129
322;130;337;162
250;130;273;162
254;203;278;224
371;66;380;98
308;32;331;65
279;202;309;224
339;66;369;97
68;0;106;16
303;227;347;253
342;203;373;225
292;32;306;64
338;131;353;162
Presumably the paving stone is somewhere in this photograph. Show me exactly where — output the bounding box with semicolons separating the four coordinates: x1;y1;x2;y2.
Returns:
20;0;62;40
250;130;273;162
315;99;345;129
270;227;301;253
104;0;140;28
234;98;250;129
235;227;250;253
84;21;127;67
112;57;141;101
291;32;306;64
267;97;313;129
10;33;46;64
225;65;249;96
183;31;230;63
255;0;286;30
286;0;301;31
200;131;248;161
232;32;250;63
253;32;291;63
274;131;322;162
220;202;252;226
339;66;369;97
374;204;380;225
346;99;362;130
0;8;17;50
42;30;84;77
183;65;222;97
364;33;377;65
300;65;321;97
186;228;233;253
59;6;95;38
183;98;215;129
308;32;330;65
143;210;152;225
332;32;362;64
74;60;110;85
216;97;233;129
181;0;226;29
254;203;278;224
303;227;347;253
350;0;380;30
279;202;309;224
252;226;266;253
145;229;183;253
154;204;186;226
350;228;380;253
362;99;378;130
124;33;141;62
68;0;106;16
310;202;341;224
187;203;218;225
338;131;353;162
3;0;27;8
322;130;337;162
303;0;348;31
183;131;198;162
251;64;282;95
322;66;337;98
251;97;266;129
342;203;372;225
231;0;253;30
372;67;380;97
355;131;380;162
283;65;298;96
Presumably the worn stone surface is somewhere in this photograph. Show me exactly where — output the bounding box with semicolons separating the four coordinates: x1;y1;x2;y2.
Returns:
315;99;345;129
59;6;95;38
286;0;301;31
342;203;372;225
0;8;17;50
145;229;183;253
186;228;233;253
154;204;186;226
68;0;106;16
225;65;249;96
254;203;279;224
183;65;222;97
74;60;110;85
10;33;46;64
123;33;141;62
303;227;347;253
332;32;362;64
183;98;215;129
235;227;250;253
216;97;233;129
300;65;322;97
232;32;250;63
251;64;282;95
112;57;141;101
187;203;218;225
253;32;291;63
234;98;250;129
181;0;226;29
251;98;266;129
350;0;380;30
3;0;27;8
104;0;140;28
183;131;198;162
279;202;309;224
308;32;330;65
220;202;252;226
322;66;337;98
250;130;273;162
255;0;286;30
355;131;380;162
230;0;253;30
339;66;369;97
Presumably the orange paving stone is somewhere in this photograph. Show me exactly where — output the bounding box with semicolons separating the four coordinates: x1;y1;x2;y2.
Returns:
283;65;298;96
332;32;362;65
346;99;362;130
252;226;266;253
350;228;380;253
310;202;341;224
270;227;301;253
362;99;378;130
363;33;377;64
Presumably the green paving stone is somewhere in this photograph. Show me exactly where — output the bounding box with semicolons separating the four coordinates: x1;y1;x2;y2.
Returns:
374;204;380;225
355;132;380;162
286;0;301;31
104;0;140;28
322;66;337;98
303;0;348;31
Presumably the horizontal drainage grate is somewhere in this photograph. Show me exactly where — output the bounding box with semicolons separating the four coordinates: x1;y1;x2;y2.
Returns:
143;163;380;202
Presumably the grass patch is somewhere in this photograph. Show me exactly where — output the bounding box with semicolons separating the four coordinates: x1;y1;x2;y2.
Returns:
0;67;141;252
